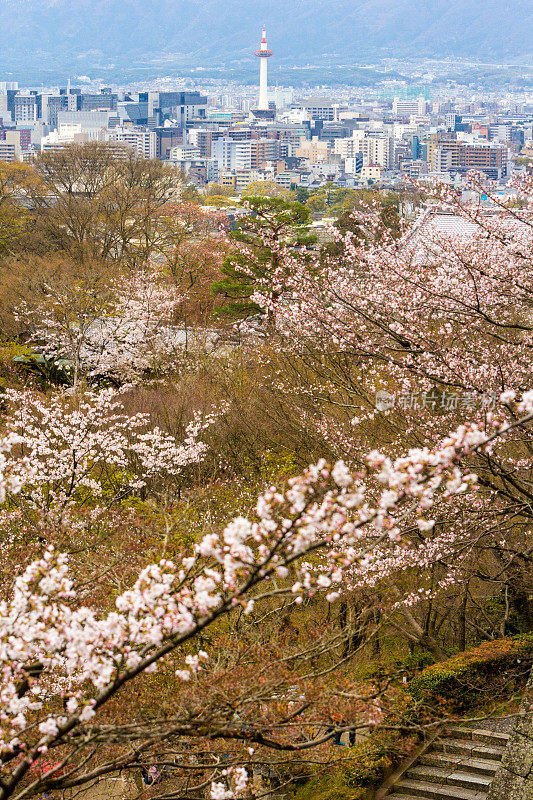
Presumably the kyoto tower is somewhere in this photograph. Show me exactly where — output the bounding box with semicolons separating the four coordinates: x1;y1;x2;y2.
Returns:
253;26;275;119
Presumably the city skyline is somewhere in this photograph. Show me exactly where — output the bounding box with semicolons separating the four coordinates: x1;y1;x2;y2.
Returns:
0;6;530;197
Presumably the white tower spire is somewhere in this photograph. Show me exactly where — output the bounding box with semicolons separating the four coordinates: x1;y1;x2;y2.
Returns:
254;26;273;112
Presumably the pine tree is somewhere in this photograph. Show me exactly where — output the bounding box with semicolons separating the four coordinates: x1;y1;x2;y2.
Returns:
212;196;315;322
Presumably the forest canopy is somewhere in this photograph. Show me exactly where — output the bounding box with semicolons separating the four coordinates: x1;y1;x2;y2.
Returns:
0;144;531;800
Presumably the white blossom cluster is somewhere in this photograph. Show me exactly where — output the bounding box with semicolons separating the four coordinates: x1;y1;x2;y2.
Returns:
2;387;212;526
19;271;183;384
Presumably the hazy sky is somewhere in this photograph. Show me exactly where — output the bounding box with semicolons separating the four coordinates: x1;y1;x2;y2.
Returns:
0;1;531;80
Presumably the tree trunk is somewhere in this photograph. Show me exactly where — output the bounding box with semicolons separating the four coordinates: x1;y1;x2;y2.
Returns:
457;582;469;652
388;582;447;661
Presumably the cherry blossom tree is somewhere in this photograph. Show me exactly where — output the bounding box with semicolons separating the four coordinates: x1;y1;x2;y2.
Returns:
1;386;213;537
247;174;533;642
19;271;184;386
263;175;533;410
0;392;530;800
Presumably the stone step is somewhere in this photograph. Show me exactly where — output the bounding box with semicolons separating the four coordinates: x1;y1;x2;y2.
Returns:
433;738;504;761
445;727;509;747
405;766;492;792
420;753;501;777
386;795;425;800
395;779;489;800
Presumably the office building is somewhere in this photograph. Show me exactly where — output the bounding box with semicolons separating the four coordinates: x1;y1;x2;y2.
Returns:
393;97;428;117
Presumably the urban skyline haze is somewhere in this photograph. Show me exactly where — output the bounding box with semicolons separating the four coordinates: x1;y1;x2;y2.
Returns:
0;0;532;84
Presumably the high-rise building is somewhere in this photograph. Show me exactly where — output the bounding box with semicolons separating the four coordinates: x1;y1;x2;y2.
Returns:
149;92;207;126
211;137;281;172
460;143;507;178
80;92;117;112
488;123;512;142
295;136;331;164
426;132;460;171
57;110;119;133
13;92;41;123
155;127;185;160
362;135;394;169
41;94;67;129
0;89;18;123
188;128;213;158
427;133;507;178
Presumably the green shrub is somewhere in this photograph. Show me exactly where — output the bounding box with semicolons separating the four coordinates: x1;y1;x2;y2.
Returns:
409;633;533;710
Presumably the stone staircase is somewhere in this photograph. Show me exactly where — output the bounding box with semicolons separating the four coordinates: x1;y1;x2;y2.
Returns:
385;724;511;800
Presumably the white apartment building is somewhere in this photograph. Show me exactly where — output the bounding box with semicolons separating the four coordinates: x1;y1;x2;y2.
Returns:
59;122;105;141
170;144;202;161
212;138;253;171
334;131;393;169
362;135;394;168
41;121;112;151
361;164;383;181
393;122;422;140
234;169;265;193
489;124;512;142
107;126;157;159
14;93;40;123
211;138;281;173
205;158;219;183
275;171;301;188
188;128;212;157
344;155;363;175
333;137;358;160
0;93;12;123
41;128;93;152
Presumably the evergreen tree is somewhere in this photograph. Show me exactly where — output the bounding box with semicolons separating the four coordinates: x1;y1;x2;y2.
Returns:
212;196;315;322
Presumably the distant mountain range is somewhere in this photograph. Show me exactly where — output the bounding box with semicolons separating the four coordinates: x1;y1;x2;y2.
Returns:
0;0;531;81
